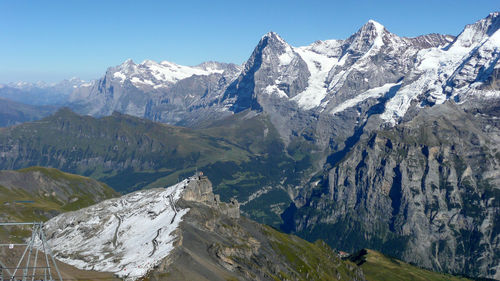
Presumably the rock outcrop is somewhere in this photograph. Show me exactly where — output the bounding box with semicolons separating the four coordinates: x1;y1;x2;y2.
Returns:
182;173;240;219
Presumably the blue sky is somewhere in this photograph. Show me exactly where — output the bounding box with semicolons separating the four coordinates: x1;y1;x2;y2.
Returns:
1;0;498;83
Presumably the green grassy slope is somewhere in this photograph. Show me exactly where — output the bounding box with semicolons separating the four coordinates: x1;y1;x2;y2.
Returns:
263;226;364;280
350;249;471;281
0;166;118;241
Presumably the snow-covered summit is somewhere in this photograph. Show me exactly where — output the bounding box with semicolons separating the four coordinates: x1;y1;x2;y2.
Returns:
44;179;192;280
452;11;500;48
380;12;500;125
343;19;388;54
109;58;233;88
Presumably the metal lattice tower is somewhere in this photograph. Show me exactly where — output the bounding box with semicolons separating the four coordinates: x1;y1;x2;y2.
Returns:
0;222;62;281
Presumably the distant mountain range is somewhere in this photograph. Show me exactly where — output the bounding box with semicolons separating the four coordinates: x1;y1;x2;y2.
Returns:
0;12;498;279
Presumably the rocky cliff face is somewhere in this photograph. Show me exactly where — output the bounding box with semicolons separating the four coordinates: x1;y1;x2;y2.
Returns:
287;102;500;279
182;174;240;219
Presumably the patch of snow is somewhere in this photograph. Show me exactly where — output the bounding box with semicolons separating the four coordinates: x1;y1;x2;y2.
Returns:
368;20;385;48
264;85;288;98
146;60;221;84
278;45;295;66
44;180;191;281
489;28;500;47
308;39;343;56
203;66;225;74
131;77;154;86
331;82;401;115
113;72;126;82
291;47;340;110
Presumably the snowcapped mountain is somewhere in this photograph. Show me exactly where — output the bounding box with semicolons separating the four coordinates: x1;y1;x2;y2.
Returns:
67;18;454;131
6;13;498;136
13;13;498;138
381;12;500;125
220;13;498;150
221;18;456;147
106;59;226;88
68;59;242;125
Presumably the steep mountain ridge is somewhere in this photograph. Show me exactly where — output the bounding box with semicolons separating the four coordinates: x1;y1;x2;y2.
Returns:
219;18;458;152
382;12;500;125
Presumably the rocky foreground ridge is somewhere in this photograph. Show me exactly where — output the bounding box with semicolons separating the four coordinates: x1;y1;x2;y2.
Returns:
44;175;365;281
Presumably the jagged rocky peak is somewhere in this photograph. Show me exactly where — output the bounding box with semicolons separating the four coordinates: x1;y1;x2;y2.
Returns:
253;31;293;57
239;30;301;75
261;31;287;44
182;172;240;219
344;19;389;53
118;58;138;72
182;173;214;202
454;11;500;48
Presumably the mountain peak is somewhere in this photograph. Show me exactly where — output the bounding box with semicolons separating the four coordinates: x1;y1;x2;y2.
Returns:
360;19;386;36
123;58;136;67
487;11;499;21
114;58;139;77
140;59;157;66
262;31;280;39
452;12;500;48
260;31;288;46
366;19;384;30
344;19;389;53
484;11;500;35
